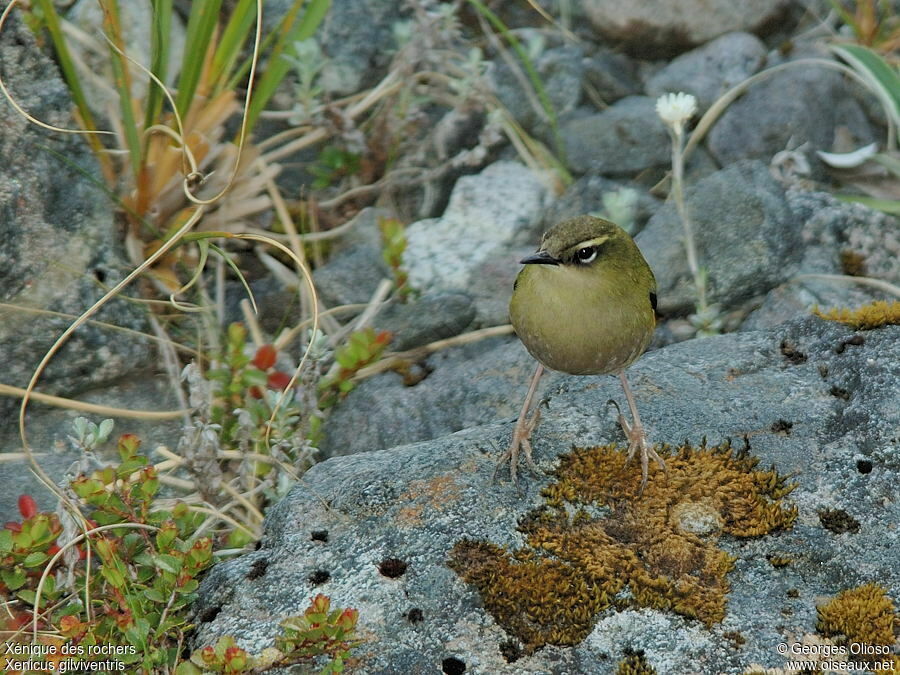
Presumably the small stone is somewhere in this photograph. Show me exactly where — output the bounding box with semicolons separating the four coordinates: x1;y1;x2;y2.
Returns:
669;501;724;537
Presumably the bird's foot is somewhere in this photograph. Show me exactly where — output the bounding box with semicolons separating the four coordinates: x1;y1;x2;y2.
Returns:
608;399;666;494
493;407;542;489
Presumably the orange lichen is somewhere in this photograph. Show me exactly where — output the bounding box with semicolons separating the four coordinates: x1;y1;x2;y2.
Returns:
813;300;900;330
817;583;900;668
450;441;797;653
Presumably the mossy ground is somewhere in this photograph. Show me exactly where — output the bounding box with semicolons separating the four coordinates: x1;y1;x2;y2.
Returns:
449;441;797;653
813;300;900;330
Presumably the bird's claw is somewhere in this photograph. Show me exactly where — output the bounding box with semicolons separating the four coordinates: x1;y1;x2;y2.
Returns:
622;424;667;495
494;407;543;490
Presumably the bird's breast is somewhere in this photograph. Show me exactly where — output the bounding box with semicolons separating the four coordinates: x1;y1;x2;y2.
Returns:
509;264;654;375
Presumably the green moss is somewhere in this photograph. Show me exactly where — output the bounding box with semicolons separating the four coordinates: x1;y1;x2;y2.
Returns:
449;441;797;653
813;300;900;330
817;583;899;667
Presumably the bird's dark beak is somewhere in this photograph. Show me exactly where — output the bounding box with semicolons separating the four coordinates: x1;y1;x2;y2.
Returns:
520;250;560;266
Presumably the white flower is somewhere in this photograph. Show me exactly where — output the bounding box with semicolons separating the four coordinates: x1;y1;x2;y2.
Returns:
656;92;697;134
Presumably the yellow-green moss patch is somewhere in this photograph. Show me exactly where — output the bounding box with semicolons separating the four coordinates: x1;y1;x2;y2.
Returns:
616;648;657;674
449;441;797;653
813;300;900;330
817;583;900;667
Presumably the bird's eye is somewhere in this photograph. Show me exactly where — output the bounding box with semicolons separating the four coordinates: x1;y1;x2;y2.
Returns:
575;247;597;264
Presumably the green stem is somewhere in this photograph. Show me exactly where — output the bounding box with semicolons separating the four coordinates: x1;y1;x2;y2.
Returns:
670;127;706;313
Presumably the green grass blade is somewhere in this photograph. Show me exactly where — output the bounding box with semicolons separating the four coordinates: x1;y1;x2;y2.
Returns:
100;0;142;179
872;153;900;178
465;0;561;156
836;194;900;214
832;44;900;131
210;0;258;91
174;0;224;118
144;0;173;131
243;0;331;133
32;0;111;176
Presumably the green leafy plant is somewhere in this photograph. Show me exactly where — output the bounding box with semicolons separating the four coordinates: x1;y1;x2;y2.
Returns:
378;217;414;302
1;428;359;674
181;594;359;674
310;146;363;190
317;328;392;410
273;593;359;673
0;433;212;671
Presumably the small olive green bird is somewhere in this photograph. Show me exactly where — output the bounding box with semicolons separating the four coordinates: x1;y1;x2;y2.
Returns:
499;215;665;492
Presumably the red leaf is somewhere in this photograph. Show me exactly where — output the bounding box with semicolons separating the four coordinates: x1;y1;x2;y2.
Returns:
4;522;21;533
267;371;292;391
17;495;37;519
252;344;277;370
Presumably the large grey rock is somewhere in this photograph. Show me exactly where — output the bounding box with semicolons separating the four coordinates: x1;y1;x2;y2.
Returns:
561;96;671;175
645;32;768;111
404;161;552;326
491;44;585;137
373;291;476;353
321;335;529;457
192;316;900;673
707;54;875;168
637;160;799;314
0;14;151;421
582;48;642;104
583;0;791;57
742;190;900;331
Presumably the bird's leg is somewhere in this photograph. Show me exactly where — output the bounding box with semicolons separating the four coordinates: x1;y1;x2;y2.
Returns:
616;372;666;494
494;363;544;486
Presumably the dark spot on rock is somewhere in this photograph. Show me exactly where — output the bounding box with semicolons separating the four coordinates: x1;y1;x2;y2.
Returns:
723;631;745;649
499;639;523;663
93;268;107;283
378;557;408;578
405;607;423;623
771;419;793;435
254;540;262;550
766;553;792;568
198;606;221;623
308;569;330;585
840;250;867;277
818;364;829;378
311;529;329;542
830;386;851;400
442;656;466;674
818;508;860;534
780;339;807;365
786;588;800;598
856;459;873;474
618;647;654;672
836;334;865;354
398;360;434;387
246;559;268;580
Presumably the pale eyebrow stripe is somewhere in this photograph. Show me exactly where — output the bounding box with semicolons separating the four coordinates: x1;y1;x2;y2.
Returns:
573;235;610;249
